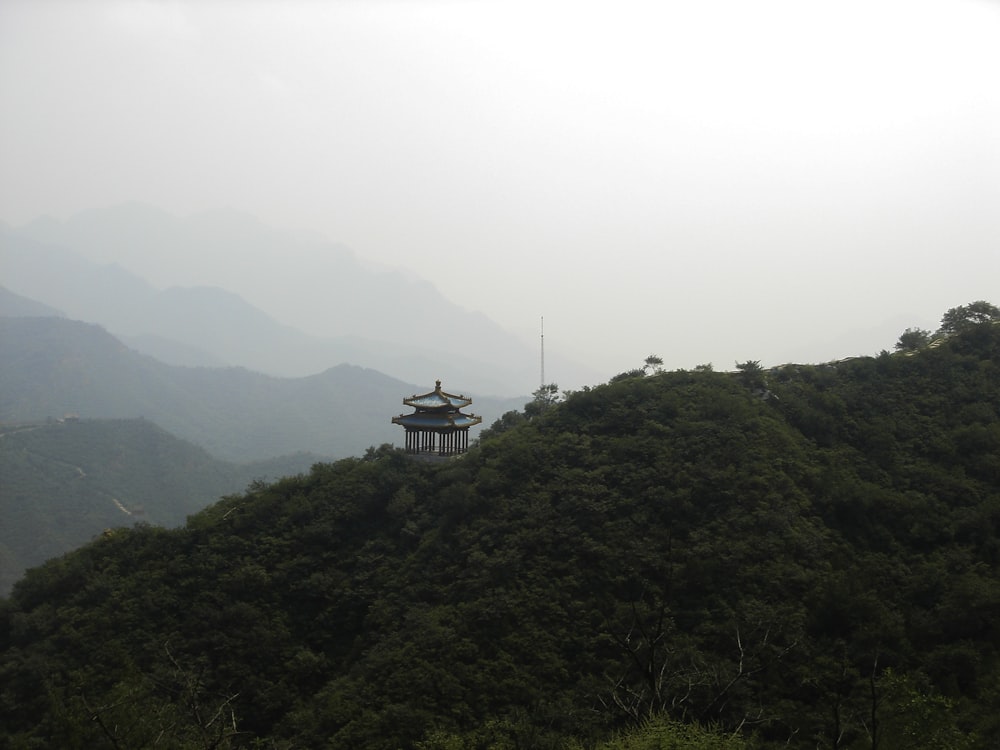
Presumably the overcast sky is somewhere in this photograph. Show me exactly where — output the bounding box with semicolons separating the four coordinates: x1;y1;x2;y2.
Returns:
2;0;998;381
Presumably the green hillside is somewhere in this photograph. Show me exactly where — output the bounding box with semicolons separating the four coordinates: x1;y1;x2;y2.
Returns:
0;418;318;596
1;309;998;749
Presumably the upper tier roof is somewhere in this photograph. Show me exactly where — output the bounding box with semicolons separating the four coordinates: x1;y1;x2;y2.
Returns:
403;380;473;411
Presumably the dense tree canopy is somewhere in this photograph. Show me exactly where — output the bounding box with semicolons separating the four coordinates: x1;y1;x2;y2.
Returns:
1;307;998;749
894;327;931;352
0;418;317;595
938;300;1000;336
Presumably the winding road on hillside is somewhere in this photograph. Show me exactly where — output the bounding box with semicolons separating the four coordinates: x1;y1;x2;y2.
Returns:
1;425;135;517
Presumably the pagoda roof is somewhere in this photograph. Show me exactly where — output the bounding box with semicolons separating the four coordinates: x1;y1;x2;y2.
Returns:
403;380;473;411
392;412;483;430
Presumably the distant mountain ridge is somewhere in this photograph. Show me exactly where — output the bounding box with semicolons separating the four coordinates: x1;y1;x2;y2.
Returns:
5;203;600;393
0;286;65;318
0;227;532;395
0;316;525;462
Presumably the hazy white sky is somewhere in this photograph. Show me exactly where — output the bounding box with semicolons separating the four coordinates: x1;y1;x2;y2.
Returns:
2;0;999;380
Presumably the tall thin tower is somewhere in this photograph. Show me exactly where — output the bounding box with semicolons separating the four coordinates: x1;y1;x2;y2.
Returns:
540;316;545;390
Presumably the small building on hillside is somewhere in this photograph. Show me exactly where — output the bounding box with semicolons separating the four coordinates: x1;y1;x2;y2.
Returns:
392;380;482;457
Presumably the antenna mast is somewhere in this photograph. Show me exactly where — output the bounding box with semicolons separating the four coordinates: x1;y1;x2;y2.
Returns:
540;316;545;389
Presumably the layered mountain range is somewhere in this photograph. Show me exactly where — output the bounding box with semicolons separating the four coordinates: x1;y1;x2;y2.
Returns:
0;311;522;595
0;316;524;462
1;203;600;394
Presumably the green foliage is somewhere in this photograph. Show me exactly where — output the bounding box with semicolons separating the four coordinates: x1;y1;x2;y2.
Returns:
478;409;527;441
0;418;316;595
1;309;999;749
610;368;646;382
938;300;1000;336
873;670;975;750
735;360;766;390
595;714;752;749
525;382;561;417
417;714;750;750
895;327;931;352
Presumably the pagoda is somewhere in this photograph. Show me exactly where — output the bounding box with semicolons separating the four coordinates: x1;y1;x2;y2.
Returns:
392;380;482;457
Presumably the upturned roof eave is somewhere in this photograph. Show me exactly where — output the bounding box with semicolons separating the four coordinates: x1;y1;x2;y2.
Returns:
402;380;473;410
391;412;483;429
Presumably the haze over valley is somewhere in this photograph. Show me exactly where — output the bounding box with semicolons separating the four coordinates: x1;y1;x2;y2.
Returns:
1;3;999;745
2;204;594;396
3;0;998;383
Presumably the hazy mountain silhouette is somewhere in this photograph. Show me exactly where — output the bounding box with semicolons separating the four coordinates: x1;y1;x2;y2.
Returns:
1;230;532;394
0;316;525;462
9;204;600;393
118;332;228;369
0;285;64;318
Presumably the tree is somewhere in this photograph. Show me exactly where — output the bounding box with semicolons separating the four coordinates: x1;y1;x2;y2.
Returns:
894;328;931;352
735;360;765;390
80;645;245;750
938;301;1000;336
643;355;664;375
865;670;974;750
611;369;646;383
363;443;400;462
524;383;560;418
478;409;527;441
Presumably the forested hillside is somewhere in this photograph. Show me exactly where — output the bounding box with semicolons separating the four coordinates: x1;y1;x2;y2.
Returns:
1;310;998;749
0;418;318;595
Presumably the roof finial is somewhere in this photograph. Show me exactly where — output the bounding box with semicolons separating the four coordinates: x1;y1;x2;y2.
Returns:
435;379;442;392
